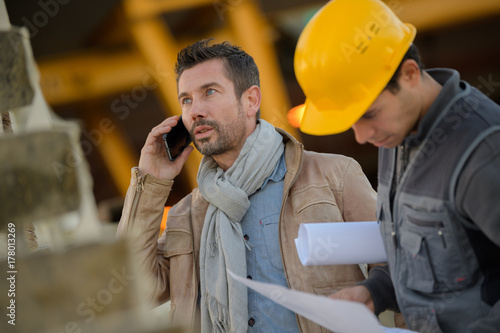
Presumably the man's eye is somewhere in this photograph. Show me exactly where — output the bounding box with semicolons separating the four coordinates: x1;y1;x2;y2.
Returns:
361;110;377;119
206;89;215;96
182;98;192;105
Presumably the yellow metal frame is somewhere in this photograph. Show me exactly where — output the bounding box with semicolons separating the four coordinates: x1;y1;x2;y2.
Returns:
122;0;296;190
38;0;296;197
36;0;500;199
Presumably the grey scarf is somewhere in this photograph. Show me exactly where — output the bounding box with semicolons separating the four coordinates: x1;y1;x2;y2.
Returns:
197;120;284;333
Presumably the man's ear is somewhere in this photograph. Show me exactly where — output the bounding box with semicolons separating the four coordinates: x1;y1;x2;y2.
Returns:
399;59;421;88
244;85;261;118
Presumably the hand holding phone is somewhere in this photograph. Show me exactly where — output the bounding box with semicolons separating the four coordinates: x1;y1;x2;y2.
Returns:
163;116;192;161
138;116;193;179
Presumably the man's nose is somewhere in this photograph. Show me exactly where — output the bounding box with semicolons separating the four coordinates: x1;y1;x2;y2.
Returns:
352;121;373;145
187;99;207;121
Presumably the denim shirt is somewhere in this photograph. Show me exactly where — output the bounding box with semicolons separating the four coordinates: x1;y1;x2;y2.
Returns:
241;153;300;332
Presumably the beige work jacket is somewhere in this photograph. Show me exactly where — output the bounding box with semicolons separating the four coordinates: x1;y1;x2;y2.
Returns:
117;129;377;332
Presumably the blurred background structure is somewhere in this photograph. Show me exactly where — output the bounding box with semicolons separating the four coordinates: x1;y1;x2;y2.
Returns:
5;0;500;224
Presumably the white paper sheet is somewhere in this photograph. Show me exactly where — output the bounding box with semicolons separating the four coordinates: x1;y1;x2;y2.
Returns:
229;270;384;333
295;221;387;266
382;327;419;332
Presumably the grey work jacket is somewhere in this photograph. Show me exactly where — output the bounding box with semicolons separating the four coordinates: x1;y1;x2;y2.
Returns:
378;69;500;332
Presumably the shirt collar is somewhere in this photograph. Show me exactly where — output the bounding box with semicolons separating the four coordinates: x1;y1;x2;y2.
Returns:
260;151;287;190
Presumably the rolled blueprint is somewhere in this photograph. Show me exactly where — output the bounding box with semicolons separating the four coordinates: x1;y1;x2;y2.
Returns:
295;221;387;266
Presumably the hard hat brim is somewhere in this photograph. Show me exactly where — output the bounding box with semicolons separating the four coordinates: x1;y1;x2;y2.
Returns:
299;98;363;136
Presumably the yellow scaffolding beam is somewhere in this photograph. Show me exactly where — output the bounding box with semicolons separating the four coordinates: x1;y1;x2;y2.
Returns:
39;51;146;106
393;0;500;31
122;0;298;191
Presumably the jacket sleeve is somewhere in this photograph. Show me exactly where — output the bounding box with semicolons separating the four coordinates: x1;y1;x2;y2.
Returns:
456;132;500;247
341;158;378;222
116;167;174;305
455;132;500;332
467;301;500;333
358;265;400;315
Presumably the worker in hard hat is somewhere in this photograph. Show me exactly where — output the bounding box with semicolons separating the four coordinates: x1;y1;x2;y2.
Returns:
294;0;500;332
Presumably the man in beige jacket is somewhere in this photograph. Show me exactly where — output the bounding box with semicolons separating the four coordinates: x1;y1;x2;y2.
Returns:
117;39;377;333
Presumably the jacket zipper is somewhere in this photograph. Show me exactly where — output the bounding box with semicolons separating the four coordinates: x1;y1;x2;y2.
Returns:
391;145;405;299
399;143;409;183
408;216;444;228
131;169;146;223
393;142;410;251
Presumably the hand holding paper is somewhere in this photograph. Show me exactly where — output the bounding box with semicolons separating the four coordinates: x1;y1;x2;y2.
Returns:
229;271;419;333
228;270;385;333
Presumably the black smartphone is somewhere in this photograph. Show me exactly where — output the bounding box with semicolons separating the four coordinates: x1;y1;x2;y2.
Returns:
163;116;192;161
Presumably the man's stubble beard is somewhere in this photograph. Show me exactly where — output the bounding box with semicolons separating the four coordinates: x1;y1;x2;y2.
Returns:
190;106;247;157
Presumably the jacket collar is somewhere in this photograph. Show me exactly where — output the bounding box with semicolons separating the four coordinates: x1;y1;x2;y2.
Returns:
404;68;466;147
276;127;304;192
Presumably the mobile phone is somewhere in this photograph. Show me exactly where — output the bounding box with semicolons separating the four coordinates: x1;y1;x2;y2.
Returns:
163;116;192;161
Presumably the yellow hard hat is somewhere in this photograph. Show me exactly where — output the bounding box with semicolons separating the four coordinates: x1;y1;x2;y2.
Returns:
295;0;416;135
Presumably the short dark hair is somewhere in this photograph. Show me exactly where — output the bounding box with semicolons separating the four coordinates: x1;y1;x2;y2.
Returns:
385;44;424;93
175;39;261;118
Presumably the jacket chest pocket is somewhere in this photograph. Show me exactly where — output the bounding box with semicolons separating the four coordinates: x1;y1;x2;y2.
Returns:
399;207;479;294
293;187;343;223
